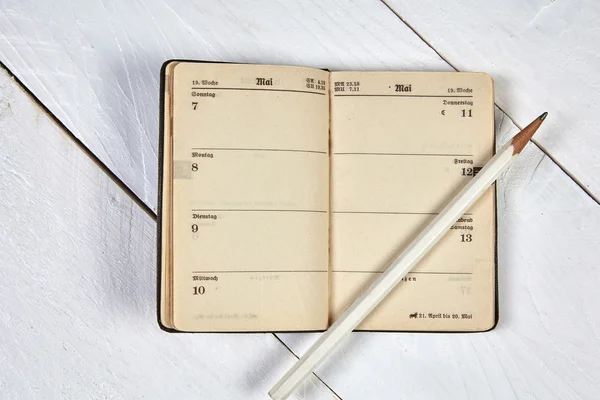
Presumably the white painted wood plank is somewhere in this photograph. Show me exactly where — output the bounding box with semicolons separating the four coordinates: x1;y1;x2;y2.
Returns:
279;108;600;399
0;68;338;400
3;2;598;398
385;0;600;200
0;0;450;211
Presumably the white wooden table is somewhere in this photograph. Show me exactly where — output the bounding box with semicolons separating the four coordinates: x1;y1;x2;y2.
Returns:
1;1;599;399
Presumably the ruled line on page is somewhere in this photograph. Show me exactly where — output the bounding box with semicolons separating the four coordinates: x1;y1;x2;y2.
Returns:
191;87;326;95
332;152;473;157
192;147;327;155
333;94;473;98
332;211;473;216
192;270;328;274
332;271;473;275
191;209;328;213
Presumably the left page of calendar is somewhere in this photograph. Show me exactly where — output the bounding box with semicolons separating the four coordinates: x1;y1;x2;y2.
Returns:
159;61;330;332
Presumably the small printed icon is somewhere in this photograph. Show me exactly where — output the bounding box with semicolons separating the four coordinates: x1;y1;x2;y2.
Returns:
409;312;418;319
441;110;446;116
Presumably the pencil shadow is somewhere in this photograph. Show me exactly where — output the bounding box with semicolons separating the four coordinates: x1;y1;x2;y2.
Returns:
242;334;289;391
493;105;531;329
242;333;329;399
314;332;379;389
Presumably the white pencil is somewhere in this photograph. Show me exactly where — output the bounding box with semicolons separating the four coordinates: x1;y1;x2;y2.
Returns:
269;113;548;400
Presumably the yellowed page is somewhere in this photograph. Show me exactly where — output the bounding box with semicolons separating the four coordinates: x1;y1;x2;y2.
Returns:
330;72;495;331
170;63;329;332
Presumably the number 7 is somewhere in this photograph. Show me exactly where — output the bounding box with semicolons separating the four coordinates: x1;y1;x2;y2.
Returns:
192;102;198;110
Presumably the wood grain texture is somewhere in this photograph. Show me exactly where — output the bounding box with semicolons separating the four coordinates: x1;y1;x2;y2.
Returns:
0;0;450;211
2;1;599;398
385;0;600;200
279;108;600;399
0;69;339;400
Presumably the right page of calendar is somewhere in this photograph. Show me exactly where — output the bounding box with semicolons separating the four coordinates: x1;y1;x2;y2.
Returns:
329;71;497;331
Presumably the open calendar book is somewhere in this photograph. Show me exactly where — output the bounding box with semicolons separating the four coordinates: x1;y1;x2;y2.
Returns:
158;61;497;333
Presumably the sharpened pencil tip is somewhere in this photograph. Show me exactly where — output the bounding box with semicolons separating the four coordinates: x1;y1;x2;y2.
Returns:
511;113;548;154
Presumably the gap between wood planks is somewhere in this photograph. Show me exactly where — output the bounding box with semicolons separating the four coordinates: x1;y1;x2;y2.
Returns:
0;61;342;400
0;62;156;220
381;0;600;206
3;7;594;393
